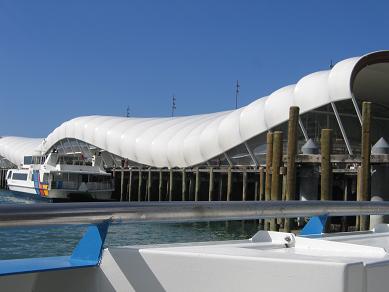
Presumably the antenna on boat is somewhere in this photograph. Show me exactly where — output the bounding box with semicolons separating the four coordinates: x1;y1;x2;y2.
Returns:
171;95;176;117
235;80;240;109
126;106;130;118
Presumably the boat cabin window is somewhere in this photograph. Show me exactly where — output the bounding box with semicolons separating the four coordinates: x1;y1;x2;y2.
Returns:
24;156;33;165
12;173;28;181
7;171;12;179
23;156;46;165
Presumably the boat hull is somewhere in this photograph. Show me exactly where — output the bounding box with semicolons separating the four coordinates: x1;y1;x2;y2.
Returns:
3;228;389;291
7;184;112;201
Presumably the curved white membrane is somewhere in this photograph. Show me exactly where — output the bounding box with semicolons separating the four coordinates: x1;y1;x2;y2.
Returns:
1;51;389;167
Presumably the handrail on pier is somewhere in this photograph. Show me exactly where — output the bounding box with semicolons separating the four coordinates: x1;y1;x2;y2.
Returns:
1;201;389;227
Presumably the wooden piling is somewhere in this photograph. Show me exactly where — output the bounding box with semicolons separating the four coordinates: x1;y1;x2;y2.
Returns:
158;169;163;201
356;166;362;230
195;168;200;201
265;132;273;201
285;106;299;232
227;167;232;201
169;168;173;201
138;169;142;202
182;168;186;201
189;172;194;201
242;168;247;201
264;132;273;230
208;168;214;201
120;168;124;201
271;131;283;231
219;173;223;201
128;168;132;202
259;167;264;201
271;131;283;201
147;168;152;201
254;180;258;201
359;101;372;231
320;129;332;201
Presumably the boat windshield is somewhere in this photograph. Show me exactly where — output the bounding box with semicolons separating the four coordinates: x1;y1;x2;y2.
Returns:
50;172;113;190
23;156;47;165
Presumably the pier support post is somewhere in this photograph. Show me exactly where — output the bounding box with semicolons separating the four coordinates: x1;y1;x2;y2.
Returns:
259;167;264;201
208;168;214;201
242;168;247;201
271;131;283;201
265;132;273;202
285;106;299;232
158;169;163;201
219;173;223;201
321;129;332;201
359;101;372;231
128;169;132;202
182;169;186;201
120;168;124;202
169;169;173;201
189;171;194;201
264;132;273;230
138;169;142;202
227;167;232;201
195;168;200;201
271;131;283;231
147;168;152;201
356;167;362;230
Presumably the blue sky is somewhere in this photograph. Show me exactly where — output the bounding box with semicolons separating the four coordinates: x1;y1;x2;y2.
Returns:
0;0;388;137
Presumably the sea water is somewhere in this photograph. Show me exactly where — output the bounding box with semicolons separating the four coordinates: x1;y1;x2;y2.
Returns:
0;190;259;260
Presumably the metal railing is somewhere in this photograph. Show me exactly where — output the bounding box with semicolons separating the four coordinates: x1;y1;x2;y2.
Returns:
1;201;389;227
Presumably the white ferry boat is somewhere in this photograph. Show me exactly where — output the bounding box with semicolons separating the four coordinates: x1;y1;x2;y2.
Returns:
6;152;114;201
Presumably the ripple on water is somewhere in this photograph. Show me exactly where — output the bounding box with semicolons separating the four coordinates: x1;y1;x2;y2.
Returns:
0;189;260;260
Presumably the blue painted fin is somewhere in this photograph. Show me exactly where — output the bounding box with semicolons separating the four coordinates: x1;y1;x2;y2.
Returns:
300;215;328;236
0;220;110;276
70;220;110;265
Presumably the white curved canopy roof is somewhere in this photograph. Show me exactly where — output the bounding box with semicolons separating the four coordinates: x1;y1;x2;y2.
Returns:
1;51;389;167
0;137;43;166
